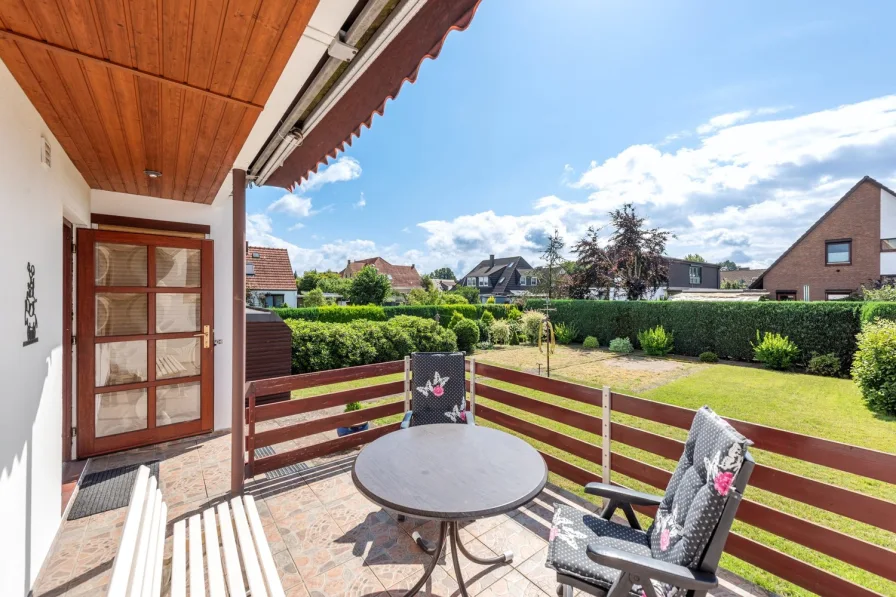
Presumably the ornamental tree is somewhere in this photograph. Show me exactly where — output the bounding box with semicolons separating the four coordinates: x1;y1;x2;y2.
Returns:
348;265;391;305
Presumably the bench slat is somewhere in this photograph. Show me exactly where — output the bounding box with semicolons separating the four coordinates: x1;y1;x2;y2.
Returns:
149;502;167;597
188;514;206;597
171;520;186;597
203;507;227;597
138;487;162;597
216;502;247;597
231;497;268;597
108;466;151;597
244;495;285;597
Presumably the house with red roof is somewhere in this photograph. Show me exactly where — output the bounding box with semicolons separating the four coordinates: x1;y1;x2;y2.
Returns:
246;246;298;308
340;257;424;293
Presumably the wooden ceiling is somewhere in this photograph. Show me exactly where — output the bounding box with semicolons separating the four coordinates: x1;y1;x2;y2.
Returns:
0;0;319;203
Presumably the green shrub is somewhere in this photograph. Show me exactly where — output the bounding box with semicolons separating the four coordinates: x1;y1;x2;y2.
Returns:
441;293;469;305
453;318;480;353
699;351;719;363
272;304;512;325
637;325;674;356
476;341;494;351
852;319;896;415
609;337;633;353
389;316;457;353
345;401;362;412
752;331;799;370
349;320;413;362
486;296;496;304
524;299;896;365
303;287;326;307
521;310;544;344
480;310;496;327
447;311;465;329
554;322;578;345
489;319;512;345
582;336;599;349
808;352;841;377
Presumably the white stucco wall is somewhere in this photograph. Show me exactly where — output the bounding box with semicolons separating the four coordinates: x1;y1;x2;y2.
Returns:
880;188;896;276
90;190;235;431
0;60;91;594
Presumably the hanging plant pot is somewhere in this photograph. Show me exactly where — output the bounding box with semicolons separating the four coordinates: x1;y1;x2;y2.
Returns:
336;422;369;437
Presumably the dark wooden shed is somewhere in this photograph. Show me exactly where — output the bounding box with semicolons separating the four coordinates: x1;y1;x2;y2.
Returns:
246;307;292;405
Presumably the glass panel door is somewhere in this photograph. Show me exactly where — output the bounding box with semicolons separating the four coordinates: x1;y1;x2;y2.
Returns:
77;229;214;457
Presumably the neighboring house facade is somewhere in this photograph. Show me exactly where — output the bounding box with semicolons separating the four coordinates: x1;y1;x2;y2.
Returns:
589;257;720;300
459;255;537;303
341;257;423;293
751;176;896;300
432;278;457;292
720;268;766;287
246;246;298;308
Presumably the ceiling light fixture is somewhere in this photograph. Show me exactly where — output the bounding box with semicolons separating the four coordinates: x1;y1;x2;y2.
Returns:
144;169;162;178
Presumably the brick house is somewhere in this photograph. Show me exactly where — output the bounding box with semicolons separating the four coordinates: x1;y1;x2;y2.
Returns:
341;257;423;293
751;176;896;300
246;246;298;308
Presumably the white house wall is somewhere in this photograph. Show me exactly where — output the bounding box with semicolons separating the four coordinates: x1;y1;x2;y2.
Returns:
91;190;234;431
881;187;896;276
0;60;91;594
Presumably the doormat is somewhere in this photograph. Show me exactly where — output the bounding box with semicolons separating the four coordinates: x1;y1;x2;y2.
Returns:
253;445;309;479
68;461;160;520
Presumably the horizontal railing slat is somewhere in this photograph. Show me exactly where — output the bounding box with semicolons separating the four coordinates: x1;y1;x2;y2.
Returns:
610;421;896;534
252;381;404;422
252;401;404;449
611;391;896;484
473;382;602;432
250;361;404;398
252;423;400;475
476;404;602;464
539;451;600;487
474;362;603;407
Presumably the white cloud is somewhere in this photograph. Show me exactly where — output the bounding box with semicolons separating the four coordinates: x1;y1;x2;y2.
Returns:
267;194;313;218
354;192;367;209
695;106;790;134
299;156;362;193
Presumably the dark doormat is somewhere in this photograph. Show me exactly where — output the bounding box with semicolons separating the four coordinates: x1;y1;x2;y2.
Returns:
68;461;160;520
253;445;308;479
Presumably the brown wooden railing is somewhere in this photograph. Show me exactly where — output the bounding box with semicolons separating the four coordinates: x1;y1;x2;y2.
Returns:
245;359;896;597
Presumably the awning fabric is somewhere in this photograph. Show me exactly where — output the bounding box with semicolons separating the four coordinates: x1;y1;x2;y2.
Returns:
265;0;482;190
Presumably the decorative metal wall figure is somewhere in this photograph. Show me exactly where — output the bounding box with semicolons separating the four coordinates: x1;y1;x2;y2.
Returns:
23;262;38;346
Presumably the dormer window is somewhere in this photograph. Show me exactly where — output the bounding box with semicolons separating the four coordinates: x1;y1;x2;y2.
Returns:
478;277;489;287
520;277;527;286
246;262;255;276
251;252;260;258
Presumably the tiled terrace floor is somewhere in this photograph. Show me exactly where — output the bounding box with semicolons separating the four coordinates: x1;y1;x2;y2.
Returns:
34;431;771;597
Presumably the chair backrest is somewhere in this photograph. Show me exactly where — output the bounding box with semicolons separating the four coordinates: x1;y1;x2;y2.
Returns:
409;352;467;426
646;406;753;570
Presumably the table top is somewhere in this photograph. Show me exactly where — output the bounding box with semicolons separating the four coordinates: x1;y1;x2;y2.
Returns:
352;424;548;521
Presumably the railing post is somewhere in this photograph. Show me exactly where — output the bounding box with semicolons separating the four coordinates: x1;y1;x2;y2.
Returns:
469;357;476;416
403;355;411;413
602;386;611;507
246;384;256;478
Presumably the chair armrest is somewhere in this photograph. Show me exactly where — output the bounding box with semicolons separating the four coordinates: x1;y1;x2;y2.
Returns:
585;483;662;506
586;545;717;591
400;411;413;429
465;411;475;425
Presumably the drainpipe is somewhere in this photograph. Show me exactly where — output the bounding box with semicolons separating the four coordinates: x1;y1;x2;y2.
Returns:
232;169;247;493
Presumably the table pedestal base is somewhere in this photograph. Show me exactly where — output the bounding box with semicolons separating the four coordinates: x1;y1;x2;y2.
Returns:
403;520;513;597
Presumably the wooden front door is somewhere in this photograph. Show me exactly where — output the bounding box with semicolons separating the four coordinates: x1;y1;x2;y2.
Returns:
77;229;214;457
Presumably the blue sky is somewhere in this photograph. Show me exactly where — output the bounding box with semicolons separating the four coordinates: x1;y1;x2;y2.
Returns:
247;0;896;277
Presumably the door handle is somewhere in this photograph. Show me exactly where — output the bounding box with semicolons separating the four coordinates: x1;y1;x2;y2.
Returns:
194;325;211;349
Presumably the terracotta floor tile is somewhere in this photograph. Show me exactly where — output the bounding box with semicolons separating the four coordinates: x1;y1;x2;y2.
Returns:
382;565;460;597
478;518;547;565
514;547;556;595
477;570;550;596
362;526;433;588
274;549;306;591
440;529;512;595
302;557;386;597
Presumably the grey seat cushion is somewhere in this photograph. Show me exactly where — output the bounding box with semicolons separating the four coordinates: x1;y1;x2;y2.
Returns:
546;504;650;596
410;352;468;426
646;406;751;568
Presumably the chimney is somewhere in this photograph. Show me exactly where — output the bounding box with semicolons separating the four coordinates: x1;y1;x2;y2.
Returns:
411;264;415;269
347;259;351;266
489;254;495;267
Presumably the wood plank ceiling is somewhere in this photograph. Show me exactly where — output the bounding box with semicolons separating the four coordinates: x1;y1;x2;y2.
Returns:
0;0;319;203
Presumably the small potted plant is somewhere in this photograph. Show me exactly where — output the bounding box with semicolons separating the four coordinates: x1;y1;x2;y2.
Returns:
336;401;369;437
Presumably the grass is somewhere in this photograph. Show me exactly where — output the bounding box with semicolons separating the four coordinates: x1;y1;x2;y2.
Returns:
291;347;896;596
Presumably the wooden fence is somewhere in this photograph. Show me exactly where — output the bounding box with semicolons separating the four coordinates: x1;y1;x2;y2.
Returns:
245;359;896;597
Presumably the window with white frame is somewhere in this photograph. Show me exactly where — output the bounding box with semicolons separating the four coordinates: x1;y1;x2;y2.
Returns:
466;277;476;287
689;265;702;285
530;277;538;286
520;276;526;286
479;277;490;287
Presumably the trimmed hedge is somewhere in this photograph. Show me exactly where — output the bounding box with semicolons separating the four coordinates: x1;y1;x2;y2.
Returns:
524;299;896;370
272;304;512;326
285;316;457;374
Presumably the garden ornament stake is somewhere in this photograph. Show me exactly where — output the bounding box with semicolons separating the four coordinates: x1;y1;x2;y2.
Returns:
537;313;556;377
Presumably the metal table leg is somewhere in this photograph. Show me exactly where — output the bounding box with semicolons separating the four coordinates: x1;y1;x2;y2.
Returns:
451;522;513;564
403;521;448;597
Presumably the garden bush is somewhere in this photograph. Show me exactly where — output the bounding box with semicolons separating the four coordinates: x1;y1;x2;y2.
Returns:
303;287;326;307
752;331;799;370
525;299;896;365
479;310;495;341
272;304;512;325
851;319;896;416
480;310;496;327
582;336;599;349
489;319;512;345
285;317;456;373
699;351;719;363
554;322;578;345
486;296;496;304
521;310;544;344
637;325;674;356
609;337;634;353
808;352;841;377
447;311;465;329
453;318;480;354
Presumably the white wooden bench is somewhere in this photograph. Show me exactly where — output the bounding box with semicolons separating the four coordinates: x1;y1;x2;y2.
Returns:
107;465;285;597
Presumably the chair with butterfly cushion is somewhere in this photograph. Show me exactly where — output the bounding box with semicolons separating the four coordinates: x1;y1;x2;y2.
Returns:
546;406;754;597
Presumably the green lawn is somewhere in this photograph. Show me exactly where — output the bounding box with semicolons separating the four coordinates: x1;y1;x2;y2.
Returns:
293;350;896;596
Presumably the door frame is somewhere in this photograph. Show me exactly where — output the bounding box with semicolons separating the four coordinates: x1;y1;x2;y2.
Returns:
62;221;73;461
76;228;215;457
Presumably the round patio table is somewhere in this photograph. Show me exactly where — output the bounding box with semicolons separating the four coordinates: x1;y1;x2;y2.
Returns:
352;424;548;597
